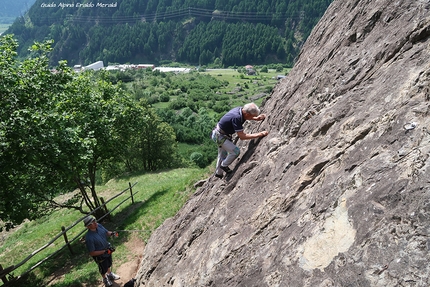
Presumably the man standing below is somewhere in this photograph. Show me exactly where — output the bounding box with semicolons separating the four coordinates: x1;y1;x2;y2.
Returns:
211;102;268;178
84;216;120;287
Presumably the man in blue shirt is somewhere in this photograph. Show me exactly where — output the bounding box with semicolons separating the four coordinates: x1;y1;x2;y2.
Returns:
211;102;268;178
84;216;120;287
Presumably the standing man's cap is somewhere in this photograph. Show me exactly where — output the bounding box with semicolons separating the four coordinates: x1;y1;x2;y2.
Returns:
83;216;96;226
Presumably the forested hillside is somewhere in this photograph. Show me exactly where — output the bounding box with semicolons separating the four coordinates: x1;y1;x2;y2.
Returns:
5;0;332;67
0;0;35;23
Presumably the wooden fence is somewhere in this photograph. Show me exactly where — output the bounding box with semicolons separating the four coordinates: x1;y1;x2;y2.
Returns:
0;182;138;287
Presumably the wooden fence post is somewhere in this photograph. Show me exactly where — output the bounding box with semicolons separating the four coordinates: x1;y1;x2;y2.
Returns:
100;197;111;221
129;182;134;204
0;264;9;284
0;183;139;285
61;226;74;255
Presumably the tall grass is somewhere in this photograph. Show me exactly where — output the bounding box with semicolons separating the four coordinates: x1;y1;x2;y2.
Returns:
0;167;211;287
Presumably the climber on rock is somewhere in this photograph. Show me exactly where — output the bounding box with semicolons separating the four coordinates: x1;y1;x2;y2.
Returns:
211;102;268;179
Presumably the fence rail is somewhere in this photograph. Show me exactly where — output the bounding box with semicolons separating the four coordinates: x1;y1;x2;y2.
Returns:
0;182;138;286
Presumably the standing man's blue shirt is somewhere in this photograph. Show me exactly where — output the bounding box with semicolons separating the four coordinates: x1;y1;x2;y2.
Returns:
85;223;109;254
218;107;245;135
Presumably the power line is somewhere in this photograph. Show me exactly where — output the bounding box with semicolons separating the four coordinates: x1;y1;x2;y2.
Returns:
28;6;308;25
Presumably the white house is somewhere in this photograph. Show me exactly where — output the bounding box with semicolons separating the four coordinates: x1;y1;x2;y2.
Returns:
84;61;104;71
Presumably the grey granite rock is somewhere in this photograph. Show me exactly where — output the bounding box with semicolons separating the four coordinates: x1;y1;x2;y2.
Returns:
135;0;430;286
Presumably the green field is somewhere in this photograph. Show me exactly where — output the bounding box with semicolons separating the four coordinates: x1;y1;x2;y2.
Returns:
148;67;287;118
200;68;287;105
203;68;283;89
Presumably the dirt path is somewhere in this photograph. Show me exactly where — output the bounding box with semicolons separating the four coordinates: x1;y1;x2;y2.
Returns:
104;234;144;287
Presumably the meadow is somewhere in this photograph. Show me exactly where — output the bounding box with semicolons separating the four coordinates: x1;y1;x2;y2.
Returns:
200;68;284;105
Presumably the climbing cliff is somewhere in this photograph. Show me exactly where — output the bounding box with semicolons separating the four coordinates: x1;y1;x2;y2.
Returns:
135;0;430;286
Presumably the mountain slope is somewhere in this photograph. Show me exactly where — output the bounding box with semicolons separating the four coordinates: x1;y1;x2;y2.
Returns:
0;0;35;18
4;0;331;67
133;0;430;285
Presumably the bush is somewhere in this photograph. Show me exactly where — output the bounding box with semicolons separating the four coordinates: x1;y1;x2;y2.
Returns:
169;99;187;110
159;93;170;102
147;95;159;104
190;152;205;168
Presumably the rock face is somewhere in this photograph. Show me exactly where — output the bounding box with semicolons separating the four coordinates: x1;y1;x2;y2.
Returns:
135;0;430;286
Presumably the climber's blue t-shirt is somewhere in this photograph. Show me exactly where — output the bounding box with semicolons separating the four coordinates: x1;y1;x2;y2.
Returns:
218;107;244;135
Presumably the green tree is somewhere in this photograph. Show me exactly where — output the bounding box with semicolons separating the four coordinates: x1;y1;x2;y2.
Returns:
0;36;147;229
0;36;76;229
129;105;179;171
55;70;146;218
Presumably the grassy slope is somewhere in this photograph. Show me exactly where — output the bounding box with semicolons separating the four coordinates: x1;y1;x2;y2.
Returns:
0;167;211;286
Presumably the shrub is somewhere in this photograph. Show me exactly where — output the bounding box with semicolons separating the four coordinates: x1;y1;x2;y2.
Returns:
159;93;170;102
190;152;205;168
